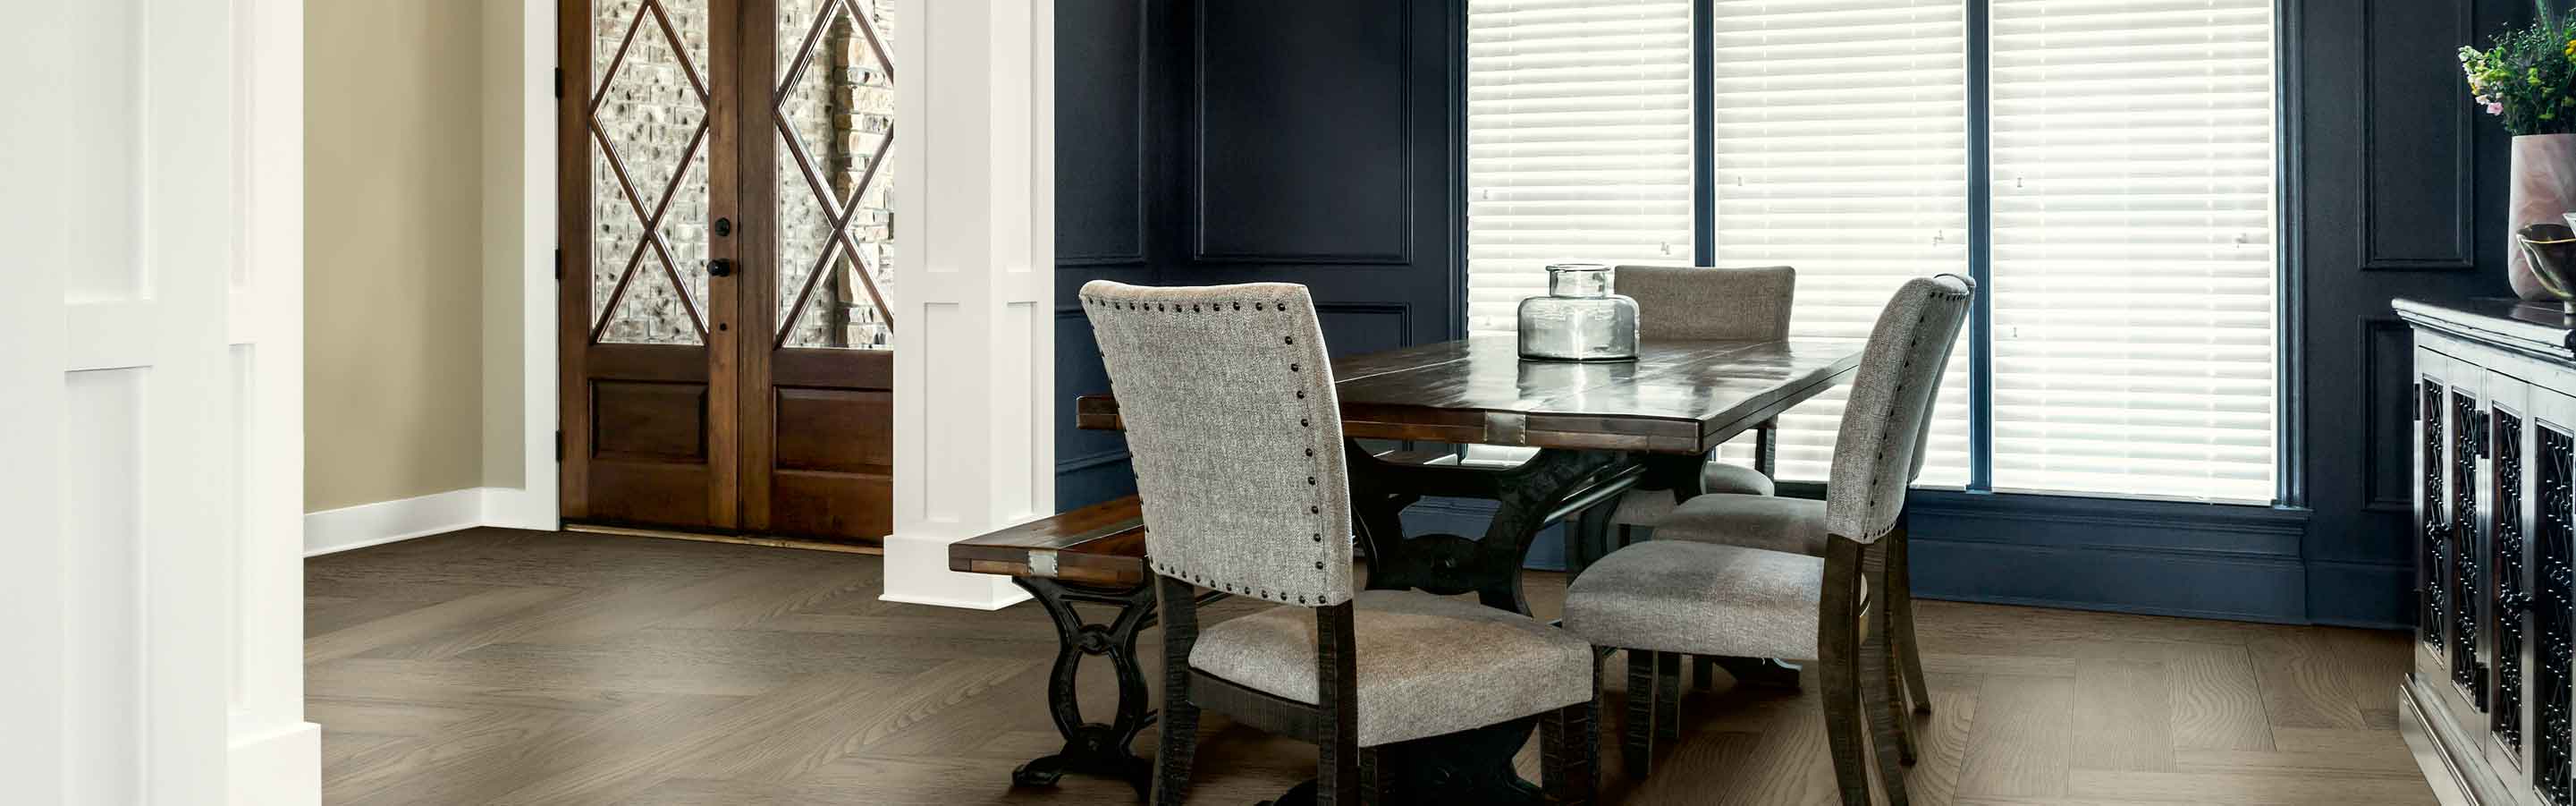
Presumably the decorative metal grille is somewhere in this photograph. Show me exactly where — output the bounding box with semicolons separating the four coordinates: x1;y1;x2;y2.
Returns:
2427;382;2448;652
2500;408;2527;749
774;0;895;350
2457;391;2486;706
2537;424;2573;804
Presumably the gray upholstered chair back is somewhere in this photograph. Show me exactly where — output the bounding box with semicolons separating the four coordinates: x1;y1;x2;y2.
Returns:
1080;281;1356;607
1822;275;1974;543
1613;265;1796;341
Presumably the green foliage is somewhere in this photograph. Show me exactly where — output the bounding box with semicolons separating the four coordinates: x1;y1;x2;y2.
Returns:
2462;1;2576;135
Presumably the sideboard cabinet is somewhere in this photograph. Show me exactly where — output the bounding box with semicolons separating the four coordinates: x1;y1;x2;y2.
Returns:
2398;297;2576;806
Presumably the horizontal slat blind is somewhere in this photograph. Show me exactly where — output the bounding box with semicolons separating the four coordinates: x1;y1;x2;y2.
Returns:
1465;0;1696;335
1988;0;2276;502
1710;0;1971;486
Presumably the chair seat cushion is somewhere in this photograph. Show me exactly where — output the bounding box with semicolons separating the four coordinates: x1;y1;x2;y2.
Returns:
1562;540;1827;660
1188;589;1594;746
1608;462;1777;526
1651;494;1830;556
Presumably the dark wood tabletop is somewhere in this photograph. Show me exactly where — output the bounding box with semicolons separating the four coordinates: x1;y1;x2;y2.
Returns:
950;496;1152;586
1076;334;1865;454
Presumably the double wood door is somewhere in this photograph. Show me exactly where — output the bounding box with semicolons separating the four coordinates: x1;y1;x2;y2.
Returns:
559;0;895;543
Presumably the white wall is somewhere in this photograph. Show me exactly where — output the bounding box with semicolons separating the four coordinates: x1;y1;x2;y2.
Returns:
1;0;319;802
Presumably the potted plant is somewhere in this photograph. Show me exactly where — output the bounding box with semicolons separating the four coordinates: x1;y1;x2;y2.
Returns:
2462;1;2576;301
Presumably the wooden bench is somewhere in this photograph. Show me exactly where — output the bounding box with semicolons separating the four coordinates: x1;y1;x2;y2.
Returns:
950;496;1152;586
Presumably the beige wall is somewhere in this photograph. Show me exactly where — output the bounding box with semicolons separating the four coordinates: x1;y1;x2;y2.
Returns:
480;0;527;491
305;1;496;512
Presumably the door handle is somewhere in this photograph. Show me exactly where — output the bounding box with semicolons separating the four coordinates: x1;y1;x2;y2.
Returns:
709;259;735;277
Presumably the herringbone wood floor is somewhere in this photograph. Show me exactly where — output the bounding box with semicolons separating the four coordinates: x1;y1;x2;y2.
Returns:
308;528;2437;805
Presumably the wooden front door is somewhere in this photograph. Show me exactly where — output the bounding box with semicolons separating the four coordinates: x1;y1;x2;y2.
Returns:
561;0;895;543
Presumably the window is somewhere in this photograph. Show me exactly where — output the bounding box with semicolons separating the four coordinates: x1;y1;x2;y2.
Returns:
1464;0;2280;504
1708;0;1972;486
1987;0;2277;501
1465;0;1696;335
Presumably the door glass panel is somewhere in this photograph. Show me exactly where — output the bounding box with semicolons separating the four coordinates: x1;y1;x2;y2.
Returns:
775;0;895;350
590;0;713;345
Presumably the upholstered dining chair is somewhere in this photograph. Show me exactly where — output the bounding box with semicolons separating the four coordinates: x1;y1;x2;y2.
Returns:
1079;280;1600;806
1561;275;1973;805
1564;266;1799;575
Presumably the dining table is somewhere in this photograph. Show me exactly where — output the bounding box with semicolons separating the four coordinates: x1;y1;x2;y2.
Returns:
966;332;1864;802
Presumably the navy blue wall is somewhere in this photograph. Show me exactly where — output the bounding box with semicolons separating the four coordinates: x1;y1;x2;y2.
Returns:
1054;0;1462;506
1054;0;2517;628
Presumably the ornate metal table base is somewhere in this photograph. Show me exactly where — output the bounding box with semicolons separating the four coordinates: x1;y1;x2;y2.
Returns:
1009;577;1157;800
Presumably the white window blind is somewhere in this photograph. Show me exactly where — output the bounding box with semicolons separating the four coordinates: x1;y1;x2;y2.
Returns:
1465;0;1696;335
1989;0;2276;502
1710;0;1971;486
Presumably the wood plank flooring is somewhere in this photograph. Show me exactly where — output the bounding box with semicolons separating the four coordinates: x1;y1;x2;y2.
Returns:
309;528;2437;805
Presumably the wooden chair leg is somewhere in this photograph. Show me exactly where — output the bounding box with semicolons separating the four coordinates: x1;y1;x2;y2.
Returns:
1153;695;1200;806
1862;554;1915;806
1655;649;1682;741
1624;648;1657;779
1316;604;1361;806
1869;543;1919;766
1542;700;1597;805
1889;530;1931;713
1820;539;1871;806
1356;748;1389;806
1152;577;1200;806
1876;615;1918;765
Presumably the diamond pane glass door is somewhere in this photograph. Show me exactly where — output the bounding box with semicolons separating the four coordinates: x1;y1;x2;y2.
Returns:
561;0;739;533
591;0;714;345
774;0;894;350
722;0;899;543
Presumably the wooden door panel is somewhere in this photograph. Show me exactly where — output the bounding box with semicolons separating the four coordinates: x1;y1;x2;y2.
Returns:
588;462;717;525
591;381;709;462
768;470;893;539
774;387;892;472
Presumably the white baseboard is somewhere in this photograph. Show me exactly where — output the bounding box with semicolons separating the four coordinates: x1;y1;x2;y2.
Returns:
877;532;1034;610
478;485;562;531
304;487;558;556
228;719;321;806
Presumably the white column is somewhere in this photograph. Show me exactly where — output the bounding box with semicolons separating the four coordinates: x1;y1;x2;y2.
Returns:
883;0;1055;608
229;0;325;802
1;0;317;801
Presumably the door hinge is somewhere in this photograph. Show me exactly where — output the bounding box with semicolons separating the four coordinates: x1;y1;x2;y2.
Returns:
2413;382;2422;421
555;429;564;462
553;68;563;98
553;248;562;281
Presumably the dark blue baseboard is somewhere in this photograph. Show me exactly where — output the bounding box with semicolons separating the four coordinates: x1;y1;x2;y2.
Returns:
2302;559;2413;628
1902;489;2329;625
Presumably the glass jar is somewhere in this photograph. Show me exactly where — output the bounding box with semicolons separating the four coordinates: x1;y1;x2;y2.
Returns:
1516;263;1639;361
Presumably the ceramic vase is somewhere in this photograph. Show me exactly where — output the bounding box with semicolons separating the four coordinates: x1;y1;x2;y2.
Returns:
2511;133;2576;301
